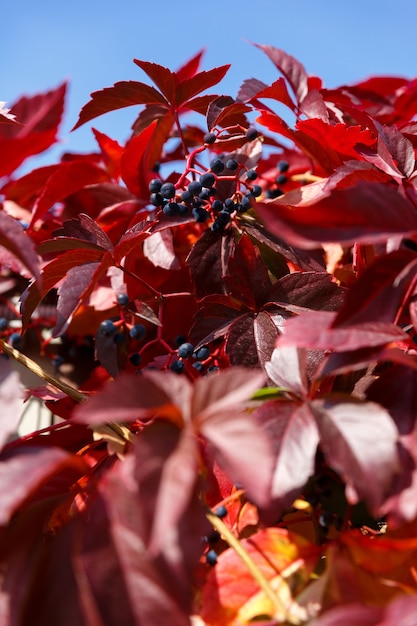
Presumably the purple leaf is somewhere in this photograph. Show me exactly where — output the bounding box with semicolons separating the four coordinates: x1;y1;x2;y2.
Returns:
0;210;40;281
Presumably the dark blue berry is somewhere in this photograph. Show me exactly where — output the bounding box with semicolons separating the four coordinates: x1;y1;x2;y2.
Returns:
251;185;262;198
192;361;204;372
177;203;189;216
175;335;187;347
215;505;227;518
218;210;230;224
160;182;176;199
245;127;258;140
223;198;235;212
204;132;216;144
276;174;288;185
226;158;238;171
99;320;117;336
9;332;21;348
149;178;162;193
170;359;184;374
150;192;164;206
129;324;146;340
181;189;193;203
207;365;219;373
266;188;284;199
206;550;218;566
278;160;289;173
205;530;221;545
211;221;224;233
163;202;180;216
177;342;194;358
199;188;211;201
52;355;64;368
192;207;209;222
246;169;257;181
211;200;223;212
129;353;142;366
0;317;8;331
200;172;215;189
116;293;129;307
195;346;210;361
210;158;225;174
188;180;203;196
240;195;253;211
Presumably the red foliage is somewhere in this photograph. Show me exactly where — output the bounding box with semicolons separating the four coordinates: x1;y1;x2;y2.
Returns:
1;44;417;624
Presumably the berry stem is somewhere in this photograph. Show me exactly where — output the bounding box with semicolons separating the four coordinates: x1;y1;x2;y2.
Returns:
206;510;300;624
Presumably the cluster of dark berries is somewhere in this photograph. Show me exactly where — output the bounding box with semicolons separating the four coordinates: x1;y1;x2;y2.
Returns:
170;337;219;375
147;127;263;233
265;159;290;199
98;315;147;370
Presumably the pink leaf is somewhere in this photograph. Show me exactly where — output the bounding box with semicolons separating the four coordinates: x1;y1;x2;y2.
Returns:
313;399;400;512
265;346;308;395
143;229;181;270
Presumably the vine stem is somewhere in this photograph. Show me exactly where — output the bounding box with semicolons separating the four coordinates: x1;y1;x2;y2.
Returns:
0;338;134;444
206;511;303;624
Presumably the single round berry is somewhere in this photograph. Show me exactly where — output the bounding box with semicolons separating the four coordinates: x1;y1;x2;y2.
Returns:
246;169;258;181
223;198;235;212
192;207;210;222
0;317;8;331
204;132;217;144
206;549;218;566
211;199;223;212
211;221;224;233
129;353;142;367
240;195;253;211
170;359;184;374
200;172;215;189
148;178;162;193
177;342;194;358
160;182;176;199
195;346;210;361
150;192;164;207
188;180;203;196
276;174;288;185
9;332;21;349
129;324;146;340
181;189;193;203
215;505;227;518
199;188;211;201
207;365;219;373
226;158;238;171
163;202;179;216
210;158;225;174
177;203;189;216
192;361;204;372
116;293;129;307
175;334;187;347
99;319;117;336
278;160;289;173
266;188;284;199
205;530;221;545
251;185;262;198
245;127;258;140
218;210;230;224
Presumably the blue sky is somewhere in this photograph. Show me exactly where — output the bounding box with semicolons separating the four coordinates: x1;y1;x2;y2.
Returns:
4;0;417;170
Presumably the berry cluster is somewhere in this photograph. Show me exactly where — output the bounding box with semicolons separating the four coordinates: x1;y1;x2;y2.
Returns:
170;338;218;375
148;127;264;233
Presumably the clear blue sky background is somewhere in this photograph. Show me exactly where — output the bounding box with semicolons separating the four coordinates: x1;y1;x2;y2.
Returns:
4;0;417;171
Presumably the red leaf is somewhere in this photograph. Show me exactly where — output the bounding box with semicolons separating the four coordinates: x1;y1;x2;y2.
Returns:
253;77;297;112
256;182;417;248
72;80;167;131
296;119;375;160
0;447;83;525
254;399;319;511
254;44;309;105
0;83;66;176
177;64;231;107
314;399;399;512
309;604;382;626
0;210;40;281
30;161;109;227
133;59;178;105
266;272;345;312
175;49;205;82
0;358;24;451
0;102;21;126
143;229;181;270
54;252;112;336
278;310;410;352
186;228;232;298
